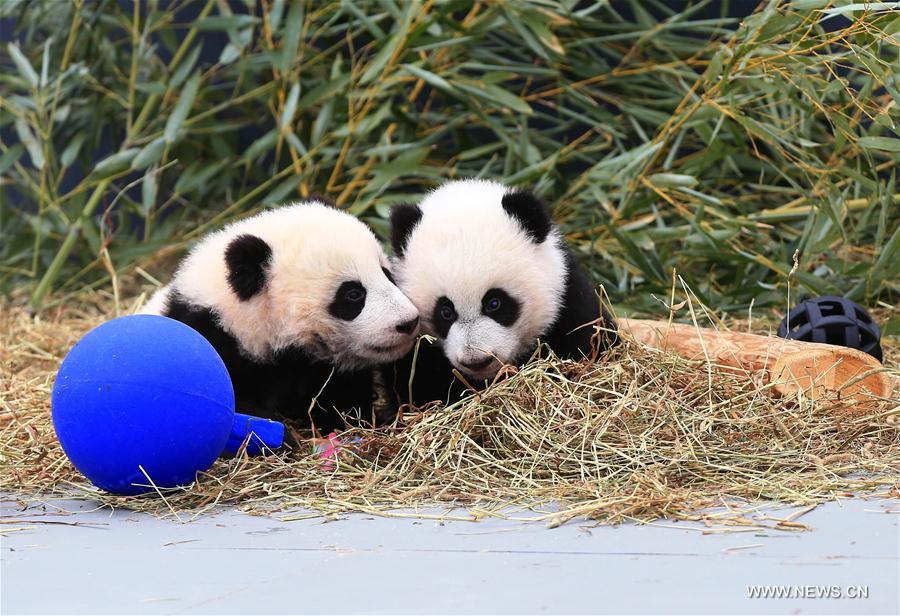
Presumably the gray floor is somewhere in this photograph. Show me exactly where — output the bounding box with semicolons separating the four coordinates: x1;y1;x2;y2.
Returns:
1;497;897;615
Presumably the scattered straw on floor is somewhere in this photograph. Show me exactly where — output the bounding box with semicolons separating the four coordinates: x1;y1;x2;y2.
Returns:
2;298;898;527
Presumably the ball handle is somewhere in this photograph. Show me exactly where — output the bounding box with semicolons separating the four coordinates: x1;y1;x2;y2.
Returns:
225;413;285;456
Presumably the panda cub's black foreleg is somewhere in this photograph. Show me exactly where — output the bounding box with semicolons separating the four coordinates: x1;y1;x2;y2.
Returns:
162;291;376;432
382;339;468;411
539;250;619;360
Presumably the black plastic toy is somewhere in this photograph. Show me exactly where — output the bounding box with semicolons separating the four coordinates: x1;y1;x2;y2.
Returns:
778;296;882;363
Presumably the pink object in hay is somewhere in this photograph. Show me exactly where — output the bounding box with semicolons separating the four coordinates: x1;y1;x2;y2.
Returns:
312;432;361;470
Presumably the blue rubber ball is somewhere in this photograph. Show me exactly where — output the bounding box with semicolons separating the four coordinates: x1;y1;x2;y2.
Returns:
52;315;235;495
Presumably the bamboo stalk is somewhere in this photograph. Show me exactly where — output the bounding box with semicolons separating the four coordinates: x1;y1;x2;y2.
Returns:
29;179;111;310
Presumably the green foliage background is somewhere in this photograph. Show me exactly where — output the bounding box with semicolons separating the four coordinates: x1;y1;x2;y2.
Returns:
2;0;898;312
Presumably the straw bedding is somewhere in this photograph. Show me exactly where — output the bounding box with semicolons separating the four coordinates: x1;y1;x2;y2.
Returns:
2;296;897;527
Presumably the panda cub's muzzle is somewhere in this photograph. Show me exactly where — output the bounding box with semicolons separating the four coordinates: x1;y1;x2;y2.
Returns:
359;291;421;362
365;315;420;356
459;354;494;373
327;271;420;365
456;352;501;381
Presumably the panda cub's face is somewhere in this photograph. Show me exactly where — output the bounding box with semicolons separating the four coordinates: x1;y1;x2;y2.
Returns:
176;202;419;369
313;250;420;367
391;180;568;381
253;205;420;369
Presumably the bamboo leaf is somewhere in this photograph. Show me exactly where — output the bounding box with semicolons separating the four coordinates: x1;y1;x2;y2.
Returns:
169;45;201;89
195;15;259;30
242;129;278;163
94;148;139;176
164;73;201;144
60;134;86;168
820;3;900;19
7;43;39;88
296;74;350;110
455;79;532;115
606;223;666;283
0;143;24;175
263;176;299;205
131;137;166;169
311;98;333;146
279;1;304;73
280;82;300;129
268;0;285;31
14;120;44;169
857;136;900;152
40;38;50;88
141;170;158;216
284;130;307;156
648;173;698;188
401;64;455;93
847;225;900;300
175;161;226;195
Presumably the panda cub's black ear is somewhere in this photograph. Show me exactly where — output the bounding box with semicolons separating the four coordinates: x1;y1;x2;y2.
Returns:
390;203;423;257
225;234;272;301
307;192;337;208
501;190;552;243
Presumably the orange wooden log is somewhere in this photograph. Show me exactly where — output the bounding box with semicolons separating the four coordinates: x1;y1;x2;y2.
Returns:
619;318;894;402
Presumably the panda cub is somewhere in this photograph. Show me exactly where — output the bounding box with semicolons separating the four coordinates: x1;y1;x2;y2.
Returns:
142;200;420;431
387;179;617;407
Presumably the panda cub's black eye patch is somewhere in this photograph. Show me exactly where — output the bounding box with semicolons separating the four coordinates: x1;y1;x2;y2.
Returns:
329;281;367;321
482;288;519;326
381;267;395;284
432;296;457;338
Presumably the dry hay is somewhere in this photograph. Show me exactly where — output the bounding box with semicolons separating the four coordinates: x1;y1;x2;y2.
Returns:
2;296;898;527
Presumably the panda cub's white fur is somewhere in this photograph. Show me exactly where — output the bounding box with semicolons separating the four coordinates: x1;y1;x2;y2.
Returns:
142;200;419;429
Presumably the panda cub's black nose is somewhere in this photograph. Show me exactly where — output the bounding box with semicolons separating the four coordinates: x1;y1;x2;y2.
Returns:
395;316;419;334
